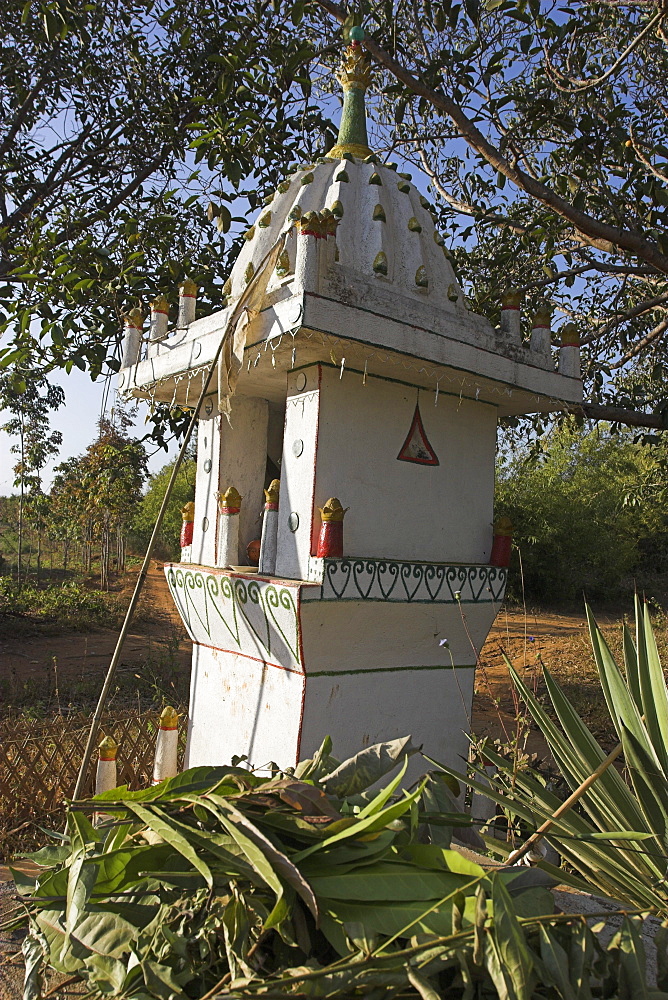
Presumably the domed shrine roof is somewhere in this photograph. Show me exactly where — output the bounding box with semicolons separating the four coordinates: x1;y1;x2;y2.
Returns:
226;36;463;312
119;29;583;416
227;158;463;311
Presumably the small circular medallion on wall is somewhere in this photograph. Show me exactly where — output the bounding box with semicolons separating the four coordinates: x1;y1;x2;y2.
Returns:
203;459;212;473
288;512;299;532
292;439;304;458
193;342;201;358
118;373;125;388
295;372;307;391
204;399;213;416
202;516;209;532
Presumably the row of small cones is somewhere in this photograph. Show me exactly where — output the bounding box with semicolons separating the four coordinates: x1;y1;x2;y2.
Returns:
95;705;179;797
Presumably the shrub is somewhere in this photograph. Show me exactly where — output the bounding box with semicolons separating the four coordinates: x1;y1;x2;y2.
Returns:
131;455;196;560
0;576;117;633
496;421;668;602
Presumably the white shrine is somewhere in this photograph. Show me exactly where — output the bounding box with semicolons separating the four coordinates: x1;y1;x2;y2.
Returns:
119;37;582;775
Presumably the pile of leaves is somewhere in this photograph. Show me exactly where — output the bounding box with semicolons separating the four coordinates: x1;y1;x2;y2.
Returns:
8;737;660;999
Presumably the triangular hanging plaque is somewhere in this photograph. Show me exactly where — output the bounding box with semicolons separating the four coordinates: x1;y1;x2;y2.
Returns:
397;402;439;465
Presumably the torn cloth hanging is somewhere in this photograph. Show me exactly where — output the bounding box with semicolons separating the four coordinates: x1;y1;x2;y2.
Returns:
217;233;287;418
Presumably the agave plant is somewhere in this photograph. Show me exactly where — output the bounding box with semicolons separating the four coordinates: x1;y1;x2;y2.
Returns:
433;597;668;913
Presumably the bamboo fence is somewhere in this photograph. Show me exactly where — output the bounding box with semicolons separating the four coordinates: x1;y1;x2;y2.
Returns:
0;709;187;858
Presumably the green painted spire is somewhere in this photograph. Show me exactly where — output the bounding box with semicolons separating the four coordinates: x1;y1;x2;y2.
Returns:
326;30;373;160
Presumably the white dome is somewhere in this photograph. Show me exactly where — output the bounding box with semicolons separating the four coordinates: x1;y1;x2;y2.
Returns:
226;157;465;313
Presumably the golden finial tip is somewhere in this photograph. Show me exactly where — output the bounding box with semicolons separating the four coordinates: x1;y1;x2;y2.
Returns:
151;294;169;313
98;735;118;760
159;706;179;729
124;307;144;327
494;516;513;536
264;479;280;505
561;323;580;347
219;486;242;509
319;497;349;522
501;288;522;309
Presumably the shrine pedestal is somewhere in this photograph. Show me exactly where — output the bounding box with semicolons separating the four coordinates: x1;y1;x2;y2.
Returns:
165;560;506;776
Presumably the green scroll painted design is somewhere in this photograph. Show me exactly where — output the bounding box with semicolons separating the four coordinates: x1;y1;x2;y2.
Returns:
308;559;507;604
165;567;301;667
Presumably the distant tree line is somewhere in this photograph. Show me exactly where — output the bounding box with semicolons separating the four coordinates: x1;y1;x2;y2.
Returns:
0;367;148;589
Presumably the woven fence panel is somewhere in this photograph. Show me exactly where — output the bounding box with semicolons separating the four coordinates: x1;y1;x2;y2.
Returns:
0;709;187;859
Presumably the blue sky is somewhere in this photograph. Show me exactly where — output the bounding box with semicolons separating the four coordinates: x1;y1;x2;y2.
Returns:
0;368;179;494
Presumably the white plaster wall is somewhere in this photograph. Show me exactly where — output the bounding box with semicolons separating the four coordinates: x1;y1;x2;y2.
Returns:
299;601;497;671
192;408;221;565
275;367;321;580
314;366;497;564
185;645;305;769
219;395;269;557
298;666;475;782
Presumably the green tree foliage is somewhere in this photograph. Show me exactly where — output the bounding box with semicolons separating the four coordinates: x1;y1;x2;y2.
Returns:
496;421;668;601
50;408;148;586
132;451;196;559
0;0;332;379
5;0;668;427
0;366;64;584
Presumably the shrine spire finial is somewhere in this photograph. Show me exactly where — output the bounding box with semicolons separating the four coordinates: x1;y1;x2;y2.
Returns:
326;24;373;160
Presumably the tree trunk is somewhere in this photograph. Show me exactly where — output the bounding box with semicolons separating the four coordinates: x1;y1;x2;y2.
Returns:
37;527;42;584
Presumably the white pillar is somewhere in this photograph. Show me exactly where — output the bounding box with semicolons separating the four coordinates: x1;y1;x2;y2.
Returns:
95;736;118;794
180;501;194;563
321;208;339;271
178;279;197;328
500;289;521;343
529;303;552;355
559;323;581;378
121;308;143;368
218;486;242;567
294;214;322;293
149;295;170;343
259;479;280;576
153;706;179;784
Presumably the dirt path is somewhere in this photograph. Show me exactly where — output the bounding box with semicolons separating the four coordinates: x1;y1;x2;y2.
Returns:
0;563;191;710
472;604;625;756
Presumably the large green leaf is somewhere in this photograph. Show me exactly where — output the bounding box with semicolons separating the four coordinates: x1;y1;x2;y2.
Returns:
318;896;467;939
586;604;652;753
490;876;533;1000
68;911;140;960
293;781;425;862
126;803;213;888
310;862;472;901
538;926;577;1000
203;795;318;919
638;598;668;775
322;736;416;797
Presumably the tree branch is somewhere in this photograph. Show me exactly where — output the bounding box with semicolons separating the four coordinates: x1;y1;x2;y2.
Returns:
566;402;667;428
0;56;58;162
581;289;668;343
417;147;530;233
542;10;664;94
610;316;668;366
314;0;668;274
